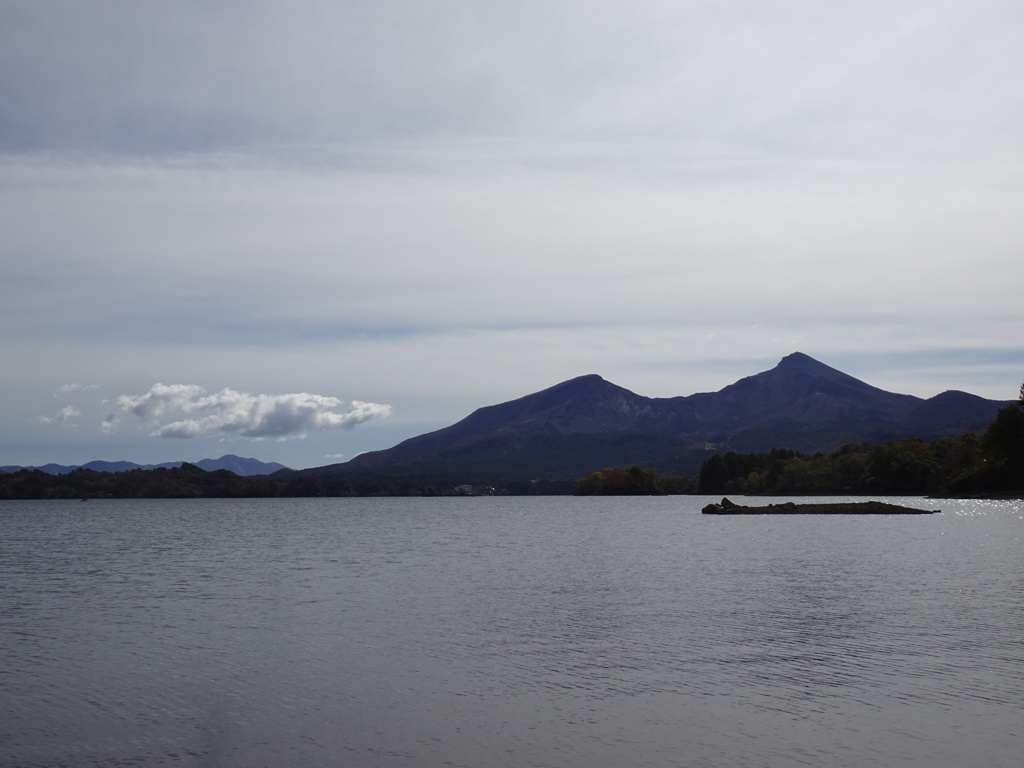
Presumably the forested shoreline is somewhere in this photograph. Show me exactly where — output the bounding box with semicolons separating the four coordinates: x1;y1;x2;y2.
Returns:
578;397;1023;497
3;398;1021;501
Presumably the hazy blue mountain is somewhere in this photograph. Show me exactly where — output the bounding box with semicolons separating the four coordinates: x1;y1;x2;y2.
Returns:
1;455;289;477
192;455;290;475
302;353;1010;480
81;460;181;473
0;463;87;476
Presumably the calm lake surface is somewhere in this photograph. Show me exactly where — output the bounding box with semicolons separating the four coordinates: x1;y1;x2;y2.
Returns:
1;496;1022;768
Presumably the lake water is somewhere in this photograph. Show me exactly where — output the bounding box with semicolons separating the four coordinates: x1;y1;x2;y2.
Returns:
1;496;1022;768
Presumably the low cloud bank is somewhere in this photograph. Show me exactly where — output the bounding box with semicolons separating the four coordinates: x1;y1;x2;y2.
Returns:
55;383;98;396
39;405;81;427
104;384;391;439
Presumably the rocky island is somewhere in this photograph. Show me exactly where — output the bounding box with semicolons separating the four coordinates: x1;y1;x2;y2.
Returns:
702;498;940;515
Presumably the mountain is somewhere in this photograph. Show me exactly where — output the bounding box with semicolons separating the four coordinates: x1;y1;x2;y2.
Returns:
191;455;290;475
1;455;290;477
303;353;1010;480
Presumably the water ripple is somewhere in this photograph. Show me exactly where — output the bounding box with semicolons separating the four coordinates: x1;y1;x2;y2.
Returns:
1;497;1021;767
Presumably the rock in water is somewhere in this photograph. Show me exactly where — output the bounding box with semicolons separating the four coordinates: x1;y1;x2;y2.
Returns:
702;498;940;515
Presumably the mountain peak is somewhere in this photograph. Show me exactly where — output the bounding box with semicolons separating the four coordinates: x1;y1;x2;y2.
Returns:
770;352;868;385
776;352;833;373
550;373;610;391
553;373;606;387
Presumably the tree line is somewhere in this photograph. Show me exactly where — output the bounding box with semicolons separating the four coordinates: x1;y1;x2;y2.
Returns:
0;463;457;500
574;466;696;495
697;397;1023;497
577;395;1024;497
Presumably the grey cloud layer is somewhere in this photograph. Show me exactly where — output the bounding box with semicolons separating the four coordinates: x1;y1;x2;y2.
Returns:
104;384;392;440
2;0;1022;469
2;150;1017;349
3;1;1020;158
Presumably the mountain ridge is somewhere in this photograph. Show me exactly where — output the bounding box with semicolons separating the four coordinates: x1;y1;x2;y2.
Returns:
0;454;290;477
304;353;1010;480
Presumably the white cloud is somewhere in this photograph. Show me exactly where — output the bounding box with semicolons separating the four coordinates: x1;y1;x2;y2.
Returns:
39;405;81;427
55;383;98;396
104;384;391;440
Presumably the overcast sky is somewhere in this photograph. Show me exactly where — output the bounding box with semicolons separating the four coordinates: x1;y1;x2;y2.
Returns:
2;0;1022;470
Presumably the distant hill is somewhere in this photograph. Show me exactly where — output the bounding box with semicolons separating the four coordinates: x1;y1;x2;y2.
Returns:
1;454;290;477
191;455;290;476
296;353;1010;481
